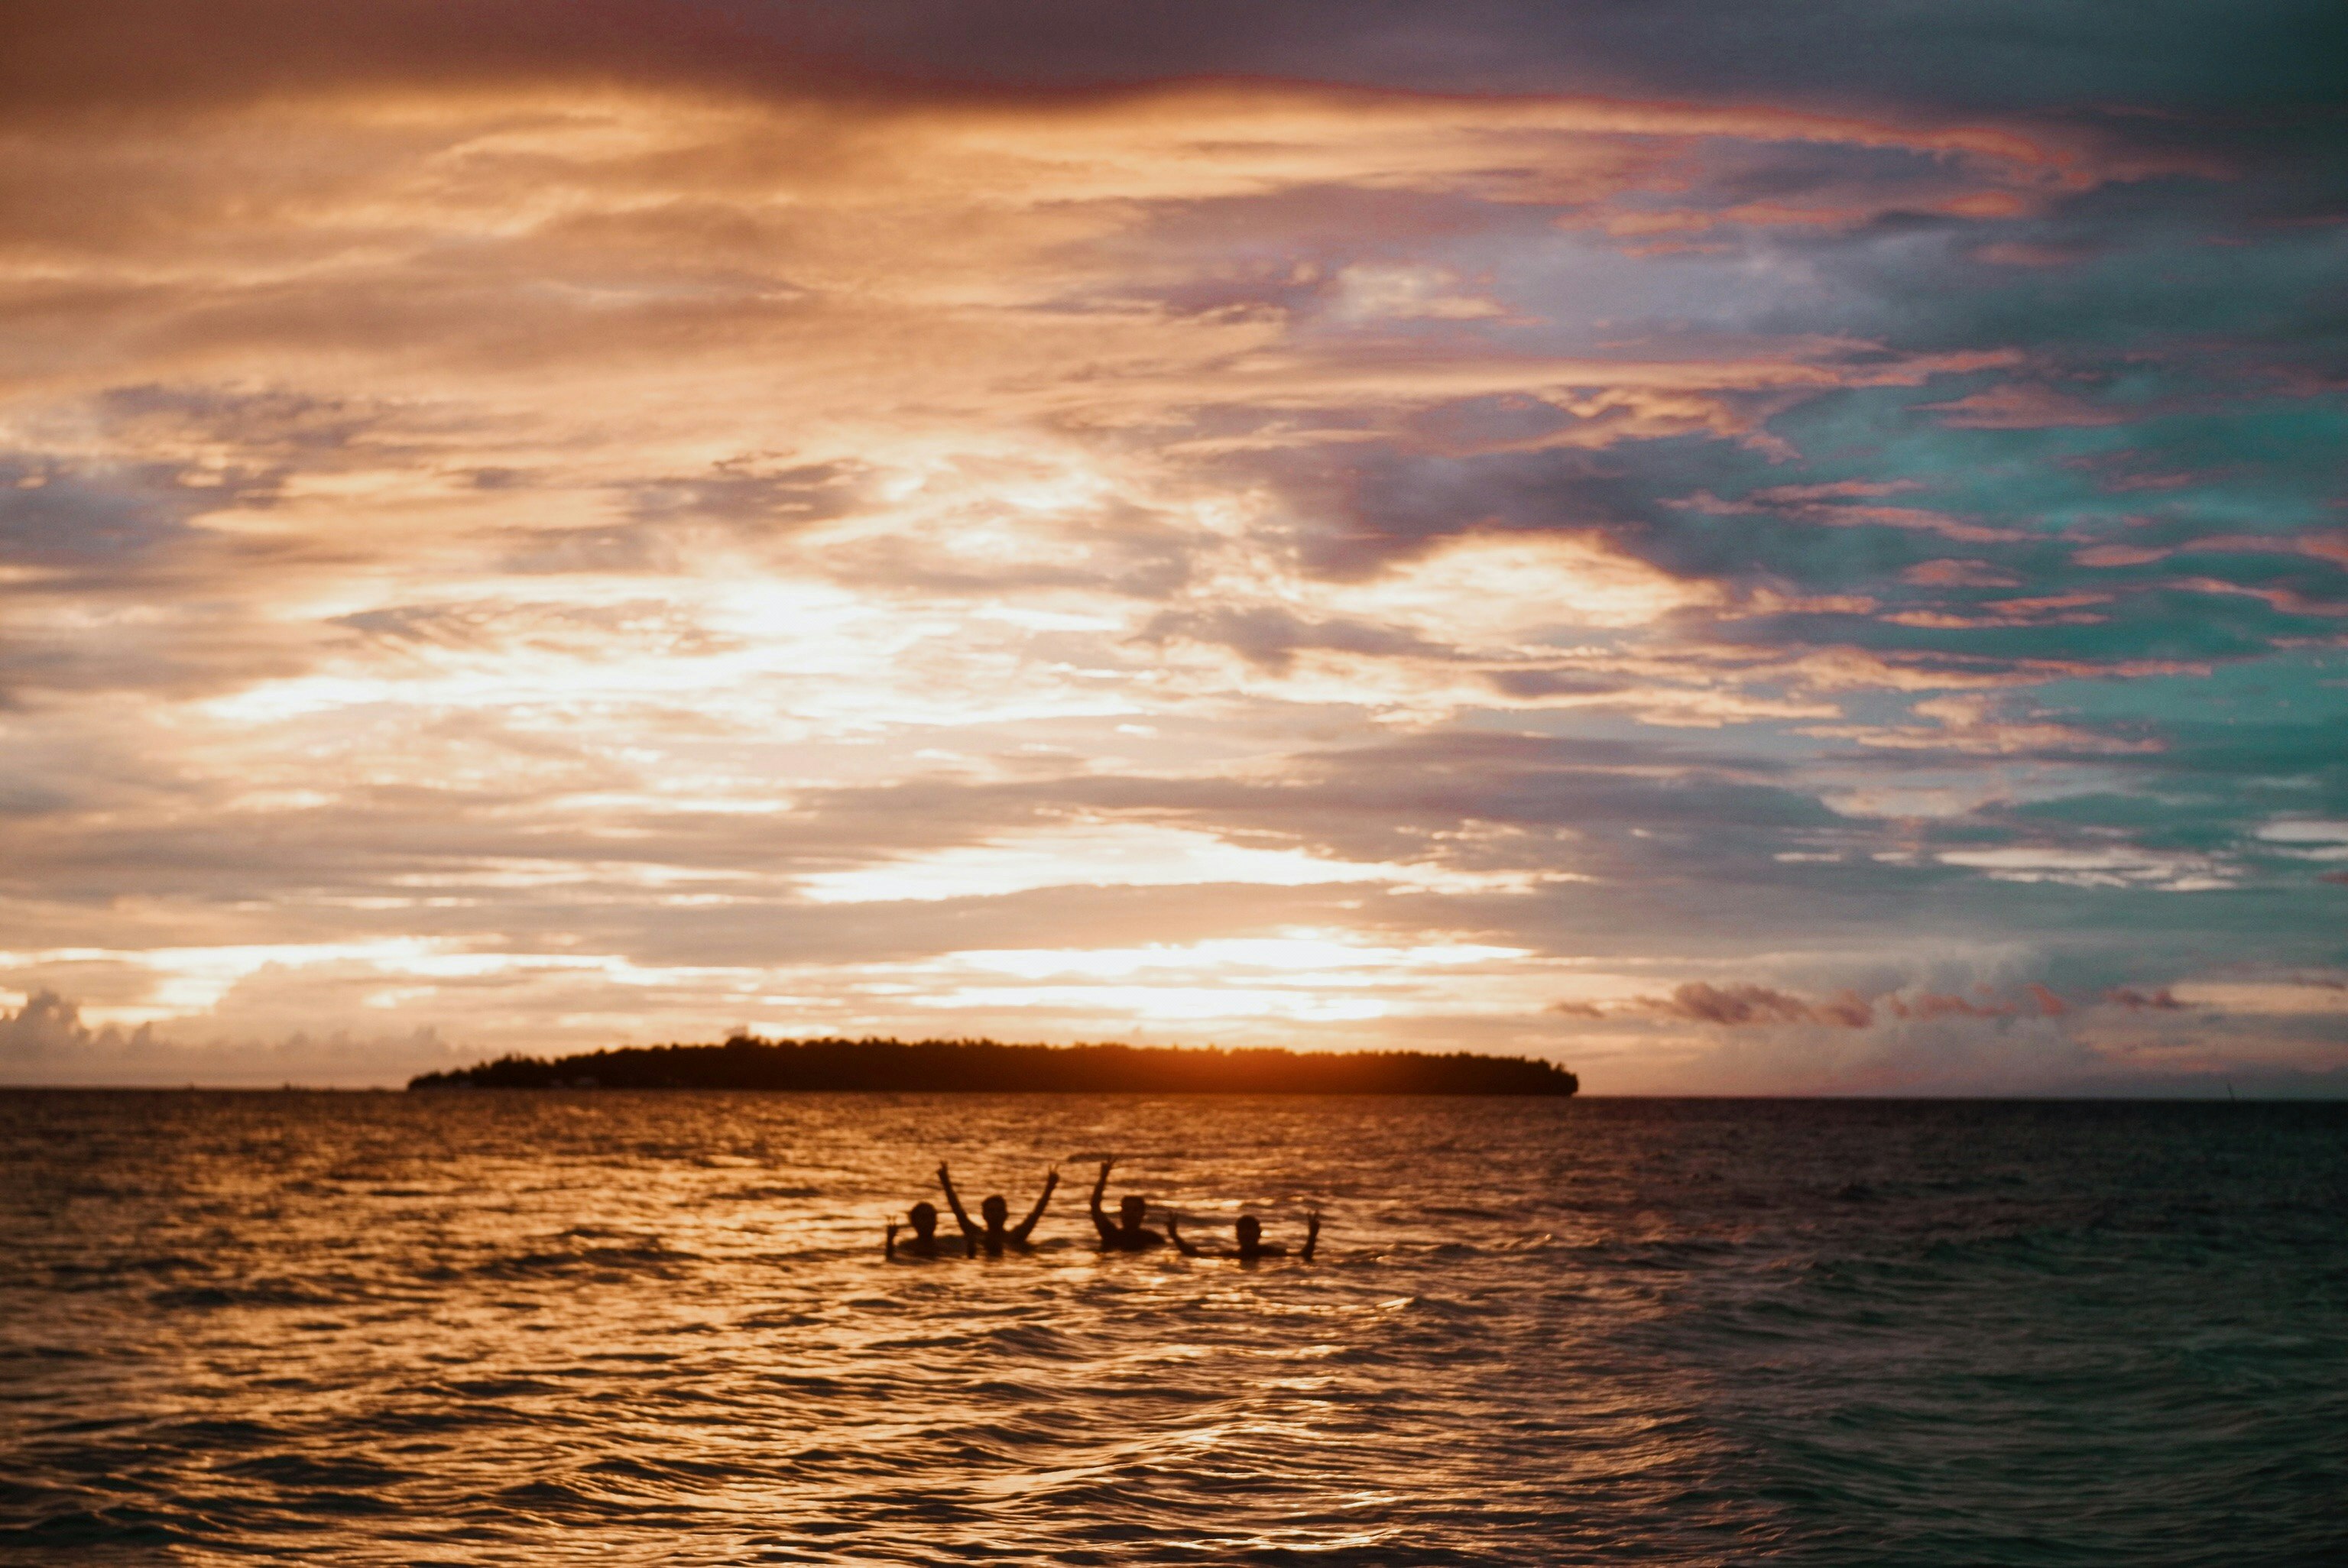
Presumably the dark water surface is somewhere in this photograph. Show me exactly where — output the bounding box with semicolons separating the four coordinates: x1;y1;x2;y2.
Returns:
2;1092;2343;1565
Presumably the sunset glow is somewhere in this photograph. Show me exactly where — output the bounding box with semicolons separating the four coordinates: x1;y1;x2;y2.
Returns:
3;2;2342;1090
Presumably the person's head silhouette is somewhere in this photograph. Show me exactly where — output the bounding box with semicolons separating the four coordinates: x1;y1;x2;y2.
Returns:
1235;1215;1263;1249
1118;1194;1148;1232
909;1201;939;1239
981;1194;1009;1231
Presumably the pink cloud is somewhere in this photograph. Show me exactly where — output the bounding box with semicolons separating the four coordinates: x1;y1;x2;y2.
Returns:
1918;384;2131;429
1885;991;2009;1019
1971;241;2100;267
1903;559;2023;588
2073;544;2169;567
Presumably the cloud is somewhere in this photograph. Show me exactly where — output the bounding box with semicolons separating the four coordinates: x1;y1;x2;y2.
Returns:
0;3;2341;1089
1628;975;2151;1032
1649;981;1876;1028
0;989;456;1086
2105;986;2189;1010
1917;383;2133;429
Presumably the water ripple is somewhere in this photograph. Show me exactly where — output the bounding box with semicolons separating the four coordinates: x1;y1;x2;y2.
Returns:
1;1091;2343;1565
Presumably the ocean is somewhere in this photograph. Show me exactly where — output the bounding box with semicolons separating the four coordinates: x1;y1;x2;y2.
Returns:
2;1091;2343;1565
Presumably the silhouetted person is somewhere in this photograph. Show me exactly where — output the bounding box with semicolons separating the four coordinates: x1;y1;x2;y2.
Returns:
1088;1156;1165;1251
937;1161;1058;1255
1169;1211;1320;1262
886;1200;969;1260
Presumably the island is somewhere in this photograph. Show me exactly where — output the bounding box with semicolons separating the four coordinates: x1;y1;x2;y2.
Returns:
408;1034;1578;1096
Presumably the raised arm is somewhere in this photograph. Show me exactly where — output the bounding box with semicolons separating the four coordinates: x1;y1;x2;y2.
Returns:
1302;1210;1321;1263
1011;1165;1059;1243
1089;1157;1117;1242
1166;1213;1202;1258
936;1161;978;1236
885;1217;898;1259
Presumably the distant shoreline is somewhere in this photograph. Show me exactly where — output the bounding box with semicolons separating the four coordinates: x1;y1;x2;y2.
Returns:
406;1035;1580;1096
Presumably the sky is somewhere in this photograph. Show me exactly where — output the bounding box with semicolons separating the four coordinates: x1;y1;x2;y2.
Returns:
2;0;2344;1091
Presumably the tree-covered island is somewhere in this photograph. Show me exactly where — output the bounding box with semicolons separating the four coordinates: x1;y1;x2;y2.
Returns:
408;1034;1578;1096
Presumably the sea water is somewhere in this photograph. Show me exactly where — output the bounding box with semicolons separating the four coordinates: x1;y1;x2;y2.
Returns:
2;1091;2343;1565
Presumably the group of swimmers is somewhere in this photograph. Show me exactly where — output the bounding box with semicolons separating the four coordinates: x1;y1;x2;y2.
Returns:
886;1155;1321;1264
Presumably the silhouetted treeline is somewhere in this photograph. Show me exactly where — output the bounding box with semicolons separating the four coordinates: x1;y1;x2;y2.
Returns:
407;1035;1578;1096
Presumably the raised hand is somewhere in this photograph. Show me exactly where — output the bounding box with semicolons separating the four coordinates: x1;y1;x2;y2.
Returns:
936;1161;975;1232
1013;1163;1059;1242
1088;1157;1117;1239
